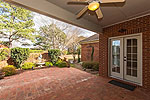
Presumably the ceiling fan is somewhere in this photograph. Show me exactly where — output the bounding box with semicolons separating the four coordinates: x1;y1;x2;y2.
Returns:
67;0;125;19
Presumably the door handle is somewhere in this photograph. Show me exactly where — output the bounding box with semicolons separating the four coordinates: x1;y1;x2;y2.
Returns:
124;57;127;61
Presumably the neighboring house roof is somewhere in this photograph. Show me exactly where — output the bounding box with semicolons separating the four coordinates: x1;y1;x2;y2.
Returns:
79;34;99;44
0;44;8;48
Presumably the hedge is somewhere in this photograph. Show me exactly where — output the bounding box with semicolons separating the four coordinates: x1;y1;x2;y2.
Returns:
22;62;36;70
2;65;16;76
30;50;44;53
48;49;60;64
82;61;99;71
45;62;53;67
11;48;30;68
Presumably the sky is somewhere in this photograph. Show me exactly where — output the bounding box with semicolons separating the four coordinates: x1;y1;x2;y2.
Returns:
13;12;96;48
32;12;96;37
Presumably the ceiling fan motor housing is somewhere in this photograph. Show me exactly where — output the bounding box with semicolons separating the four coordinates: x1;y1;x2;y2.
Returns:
88;2;100;11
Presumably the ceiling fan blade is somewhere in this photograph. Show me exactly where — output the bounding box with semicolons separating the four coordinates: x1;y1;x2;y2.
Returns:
96;8;103;19
100;0;125;3
77;6;88;18
68;0;89;4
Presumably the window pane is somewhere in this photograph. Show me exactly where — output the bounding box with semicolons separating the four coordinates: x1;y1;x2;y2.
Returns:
132;62;137;70
132;54;137;61
127;39;131;46
112;40;120;73
132;70;137;77
127;61;131;68
133;39;137;46
127;54;131;60
133;47;137;53
127;68;131;76
127;47;131;53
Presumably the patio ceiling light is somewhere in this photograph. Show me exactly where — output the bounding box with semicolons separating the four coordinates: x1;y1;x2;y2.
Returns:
88;2;100;11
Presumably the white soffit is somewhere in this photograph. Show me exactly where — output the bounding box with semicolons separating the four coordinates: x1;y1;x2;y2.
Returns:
4;0;150;31
5;0;102;32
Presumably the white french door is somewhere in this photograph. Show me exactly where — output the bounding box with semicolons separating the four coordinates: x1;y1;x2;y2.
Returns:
110;38;124;79
110;34;142;85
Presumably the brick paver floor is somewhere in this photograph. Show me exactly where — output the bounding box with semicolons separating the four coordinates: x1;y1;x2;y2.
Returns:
0;67;150;100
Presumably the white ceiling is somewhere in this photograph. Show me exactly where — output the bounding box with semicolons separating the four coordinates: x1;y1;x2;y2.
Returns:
5;0;150;32
48;0;150;27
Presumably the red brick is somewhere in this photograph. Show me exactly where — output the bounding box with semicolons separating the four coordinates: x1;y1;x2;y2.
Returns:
99;15;150;89
81;42;99;62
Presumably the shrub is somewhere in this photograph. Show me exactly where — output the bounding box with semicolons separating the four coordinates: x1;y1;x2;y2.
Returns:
57;61;68;68
70;64;75;68
2;65;16;76
0;48;10;61
55;59;68;68
92;62;99;71
82;61;99;71
55;59;62;66
48;49;60;64
30;50;44;53
22;62;36;70
11;48;30;68
45;62;53;67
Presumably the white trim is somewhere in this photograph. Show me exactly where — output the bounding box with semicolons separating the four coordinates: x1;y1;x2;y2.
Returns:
103;13;150;28
124;36;142;85
108;39;111;77
80;40;99;44
110;38;124;78
140;34;143;86
109;33;142;39
108;33;143;86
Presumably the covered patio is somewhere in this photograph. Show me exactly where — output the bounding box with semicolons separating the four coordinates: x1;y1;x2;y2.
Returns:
0;67;150;100
2;0;150;99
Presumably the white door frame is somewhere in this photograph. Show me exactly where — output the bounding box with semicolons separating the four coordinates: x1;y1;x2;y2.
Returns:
110;38;124;79
108;33;143;86
124;36;142;84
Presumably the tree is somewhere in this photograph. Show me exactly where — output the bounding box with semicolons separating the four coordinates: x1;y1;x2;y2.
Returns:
65;28;86;62
0;1;35;48
34;23;67;50
0;41;9;47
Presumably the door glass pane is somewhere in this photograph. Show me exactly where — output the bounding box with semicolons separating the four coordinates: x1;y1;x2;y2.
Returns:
133;47;137;53
127;68;131;75
112;40;120;73
126;38;138;77
127;54;131;60
132;70;137;77
127;47;131;53
127;39;131;46
132;54;137;61
133;39;137;46
132;62;137;69
127;61;131;68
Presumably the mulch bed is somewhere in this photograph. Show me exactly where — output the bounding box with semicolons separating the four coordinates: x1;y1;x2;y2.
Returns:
74;63;99;75
16;66;52;74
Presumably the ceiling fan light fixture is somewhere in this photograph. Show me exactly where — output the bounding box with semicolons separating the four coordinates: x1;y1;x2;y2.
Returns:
88;2;100;11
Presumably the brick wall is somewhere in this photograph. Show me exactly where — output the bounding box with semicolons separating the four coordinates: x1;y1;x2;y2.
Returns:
99;15;150;88
81;42;99;62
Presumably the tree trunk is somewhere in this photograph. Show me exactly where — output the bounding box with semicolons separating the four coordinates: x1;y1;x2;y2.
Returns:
9;42;12;48
8;38;12;48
